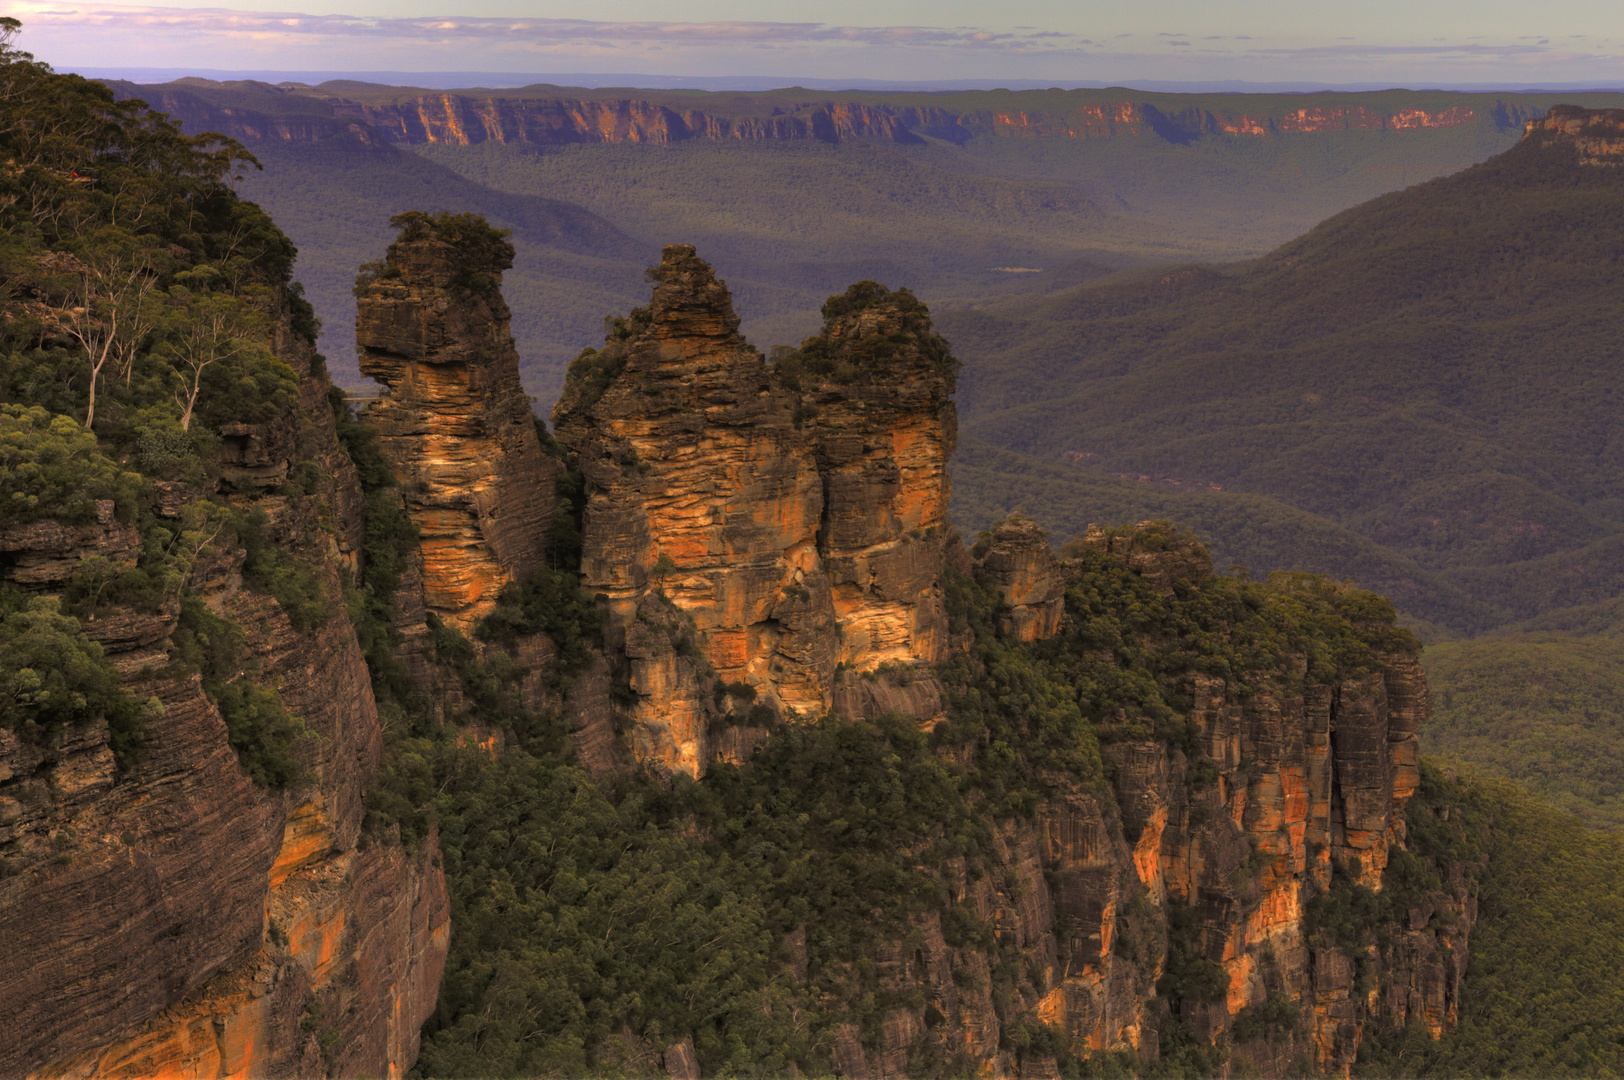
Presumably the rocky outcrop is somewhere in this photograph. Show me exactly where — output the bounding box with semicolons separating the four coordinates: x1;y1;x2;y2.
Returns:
0;500;139;588
765;521;1456;1080
551;246;955;776
1523;104;1624;165
540;258;1455;1075
974;517;1066;641
357;212;558;632
1085;525;1448;1075
1;299;448;1079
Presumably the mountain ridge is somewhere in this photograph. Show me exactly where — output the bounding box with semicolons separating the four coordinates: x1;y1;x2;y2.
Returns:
944;104;1624;636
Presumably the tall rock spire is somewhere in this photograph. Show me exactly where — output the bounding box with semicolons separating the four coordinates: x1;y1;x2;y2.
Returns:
355;212;557;630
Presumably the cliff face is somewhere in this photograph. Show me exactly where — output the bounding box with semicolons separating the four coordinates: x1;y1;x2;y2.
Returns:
1076;531;1446;1072
540;257;1460;1074
1523;104;1624;164
115;81;1484;152
551;246;954;776
634;517;1457;1080
0;304;448;1080
356;213;558;632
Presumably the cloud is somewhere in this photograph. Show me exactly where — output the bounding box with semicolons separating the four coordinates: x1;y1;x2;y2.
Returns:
9;3;1094;53
15;2;1624;83
1241;41;1559;59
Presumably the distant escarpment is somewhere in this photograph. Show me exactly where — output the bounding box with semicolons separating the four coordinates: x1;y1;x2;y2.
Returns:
111;80;1500;151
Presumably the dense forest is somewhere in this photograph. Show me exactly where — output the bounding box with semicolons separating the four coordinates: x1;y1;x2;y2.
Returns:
944;130;1624;636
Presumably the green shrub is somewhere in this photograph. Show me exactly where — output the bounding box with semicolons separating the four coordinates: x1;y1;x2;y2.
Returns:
0;588;154;765
214;677;307;790
0;404;141;522
170;594;306;789
1231;991;1301;1042
229;505;330;632
475;566;605;688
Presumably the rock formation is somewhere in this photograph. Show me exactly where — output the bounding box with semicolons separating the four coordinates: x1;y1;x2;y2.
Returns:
974;516;1066;641
1078;530;1443;1072
539;250;1459;1076
802;524;1457;1079
356;211;558;631
1523;104;1624;164
551;245;956;776
0;296;448;1080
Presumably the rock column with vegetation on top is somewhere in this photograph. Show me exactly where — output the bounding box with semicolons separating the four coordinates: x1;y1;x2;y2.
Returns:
355;211;558;632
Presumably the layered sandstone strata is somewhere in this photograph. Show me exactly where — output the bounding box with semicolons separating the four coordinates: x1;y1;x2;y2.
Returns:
1;302;448;1080
357;212;557;631
822;525;1458;1079
551;245;956;775
974;516;1066;641
1090;528;1445;1074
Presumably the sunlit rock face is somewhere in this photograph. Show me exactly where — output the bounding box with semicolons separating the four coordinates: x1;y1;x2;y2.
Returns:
552;245;956;777
127;83;1484;152
1522;104;1624;164
356;214;558;632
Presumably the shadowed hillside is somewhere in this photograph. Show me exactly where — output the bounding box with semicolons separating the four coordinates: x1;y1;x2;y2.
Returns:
945;107;1624;638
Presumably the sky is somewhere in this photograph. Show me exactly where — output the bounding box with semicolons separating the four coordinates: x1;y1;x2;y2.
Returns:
8;0;1624;87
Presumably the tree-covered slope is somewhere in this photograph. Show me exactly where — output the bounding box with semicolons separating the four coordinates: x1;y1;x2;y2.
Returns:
1357;766;1624;1079
944;112;1624;635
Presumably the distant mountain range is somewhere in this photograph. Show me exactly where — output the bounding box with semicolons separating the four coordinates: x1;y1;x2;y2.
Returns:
79;67;1624;94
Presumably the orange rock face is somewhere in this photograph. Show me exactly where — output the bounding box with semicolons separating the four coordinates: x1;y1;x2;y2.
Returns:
356;214;558;632
1523;104;1624;165
973;518;1066;641
552;246;956;776
1082;526;1455;1075
133;84;1483;153
2;299;448;1080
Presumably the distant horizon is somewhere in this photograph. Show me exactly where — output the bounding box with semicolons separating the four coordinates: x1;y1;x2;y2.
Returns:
19;3;1624;88
77;67;1624;96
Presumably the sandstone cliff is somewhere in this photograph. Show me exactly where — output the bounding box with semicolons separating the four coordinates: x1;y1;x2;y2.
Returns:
356;211;558;633
551;246;955;776
1523;104;1624;164
774;519;1462;1079
533;257;1464;1075
115;81;1487;152
0;295;448;1080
